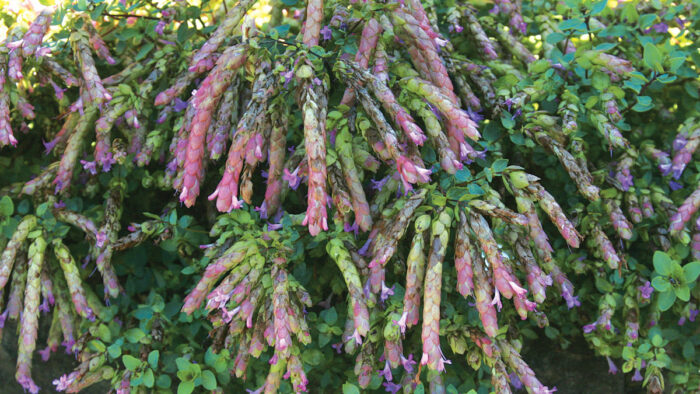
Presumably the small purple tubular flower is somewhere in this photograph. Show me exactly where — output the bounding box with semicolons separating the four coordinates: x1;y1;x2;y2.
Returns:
632;368;643;382
383;382;402;393
401;353;416;373
371;176;390;191
380;281;395;302
320;25;332;41
155;20;166;35
283;167;302;190
378;360;393;381
331;342;343;354
80;160;98;175
689;308;699;322
606;357;618;375
583;323;597;333
509;372;523;390
638;281;653;299
669;180;682;191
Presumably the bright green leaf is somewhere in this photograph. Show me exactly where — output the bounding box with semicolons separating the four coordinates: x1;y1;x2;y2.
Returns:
657;290;676;311
123;355;141;371
653;251;673;276
643;43;664;73
682;261;700;283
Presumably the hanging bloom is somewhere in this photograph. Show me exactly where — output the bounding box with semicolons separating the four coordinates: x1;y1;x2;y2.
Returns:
606;357;618;375
378;360;393;381
380;281;395;302
400;353;416;373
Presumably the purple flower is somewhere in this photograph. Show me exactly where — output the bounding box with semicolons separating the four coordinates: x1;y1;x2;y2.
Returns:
283;167;302;190
0;309;8;328
346;328;363;345
673;135;687;151
53;200;66;209
638;281;654;299
632;368;643;382
39;298;50;313
583;323;597;333
282;70;294;88
400;353;416;373
378;360;393;381
331;342;343;354
606;357;618;375
358;237;372;256
509;372;523;390
678;316;686;326
155;20;166;35
615;170;633;191
42;139;57;155
689;308;698;322
267;222;283;231
173;98;188;112
343;221;359;235
380;281;395;302
383;382;402;393
80;160;97;175
371;176;390;191
320;25;332;41
669;180;682;191
38;346;53;362
53;372;78;392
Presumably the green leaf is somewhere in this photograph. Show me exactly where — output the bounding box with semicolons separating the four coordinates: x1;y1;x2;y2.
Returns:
559;18;586;31
643;43;664;73
201;370;217;390
632;96;654;112
123;355;141;371
125;328;146;343
342;383;361;394
143;368;155;388
454;168;471;183
178;381;195;394
651;276;670;292
675;285;690;302
653;251;673;276
657;290;676;311
177;23;189;43
320;307;337;325
446;187;470;201
682;341;695;360
682;261;700;283
545;32;566;45
157;375;172;388
0;196;14;217
491;159;508;173
107;343;122;358
148;350;159;369
590;0;607;15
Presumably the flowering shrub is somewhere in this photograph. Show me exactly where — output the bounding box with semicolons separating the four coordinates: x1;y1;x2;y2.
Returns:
0;0;699;392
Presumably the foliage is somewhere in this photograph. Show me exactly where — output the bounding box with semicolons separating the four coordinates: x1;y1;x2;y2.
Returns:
0;0;699;393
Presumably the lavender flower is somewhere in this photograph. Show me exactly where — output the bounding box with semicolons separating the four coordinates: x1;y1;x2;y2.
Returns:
632;368;643;382
383;382;402;393
320;25;332;41
606;357;618;375
378;360;393;381
400;353;416;373
380;281;395;302
638;281;653;299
